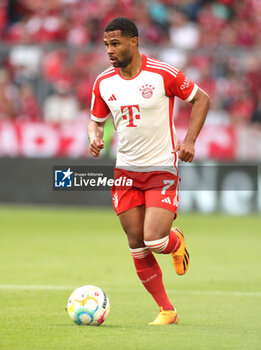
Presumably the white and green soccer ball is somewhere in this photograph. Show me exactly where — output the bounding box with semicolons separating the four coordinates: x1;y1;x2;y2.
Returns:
67;285;110;326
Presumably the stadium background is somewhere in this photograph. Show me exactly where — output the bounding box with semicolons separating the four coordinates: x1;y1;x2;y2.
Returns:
0;0;260;213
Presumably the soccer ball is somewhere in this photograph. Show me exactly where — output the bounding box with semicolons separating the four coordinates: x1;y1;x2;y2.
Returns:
67;285;110;326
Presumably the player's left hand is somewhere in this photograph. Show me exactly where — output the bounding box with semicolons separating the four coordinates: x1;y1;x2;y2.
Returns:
174;141;195;162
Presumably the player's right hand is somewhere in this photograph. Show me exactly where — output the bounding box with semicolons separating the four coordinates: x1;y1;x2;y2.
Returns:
89;138;104;157
174;140;195;162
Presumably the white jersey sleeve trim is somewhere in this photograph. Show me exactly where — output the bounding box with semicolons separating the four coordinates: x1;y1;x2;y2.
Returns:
185;84;198;102
91;114;109;122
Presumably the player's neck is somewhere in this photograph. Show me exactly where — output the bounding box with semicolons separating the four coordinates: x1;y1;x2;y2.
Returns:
119;52;143;79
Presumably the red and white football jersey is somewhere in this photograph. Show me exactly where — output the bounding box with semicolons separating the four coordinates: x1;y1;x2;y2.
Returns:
91;55;198;170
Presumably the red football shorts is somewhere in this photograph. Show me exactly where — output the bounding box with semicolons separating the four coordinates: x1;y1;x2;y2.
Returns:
111;168;180;216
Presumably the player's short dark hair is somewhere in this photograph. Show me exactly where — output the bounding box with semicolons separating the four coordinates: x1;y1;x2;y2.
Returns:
105;17;138;38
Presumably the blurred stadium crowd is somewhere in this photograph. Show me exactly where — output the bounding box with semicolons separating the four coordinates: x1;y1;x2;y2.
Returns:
0;0;260;126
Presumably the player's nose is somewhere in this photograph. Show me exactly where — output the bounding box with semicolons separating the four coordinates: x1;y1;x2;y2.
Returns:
106;45;115;55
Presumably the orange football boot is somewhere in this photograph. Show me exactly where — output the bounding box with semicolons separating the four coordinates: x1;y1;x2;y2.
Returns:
171;227;190;275
149;307;179;325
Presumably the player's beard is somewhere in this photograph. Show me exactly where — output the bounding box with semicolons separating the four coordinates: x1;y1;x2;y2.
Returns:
111;52;132;68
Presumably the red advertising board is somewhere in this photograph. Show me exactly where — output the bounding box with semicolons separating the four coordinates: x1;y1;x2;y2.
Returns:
0;120;237;160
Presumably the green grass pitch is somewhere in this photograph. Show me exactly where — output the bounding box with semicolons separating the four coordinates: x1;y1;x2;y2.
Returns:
0;207;260;350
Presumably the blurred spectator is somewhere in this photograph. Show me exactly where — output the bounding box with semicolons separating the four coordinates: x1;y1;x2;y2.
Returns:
66;20;90;46
147;1;169;40
2;0;261;47
43;80;79;122
18;83;41;121
0;84;16;119
252;89;261;124
0;67;19;119
228;91;255;125
169;10;200;49
9;45;42;84
25;7;66;43
42;50;74;84
135;4;163;44
204;96;230;126
192;55;216;99
245;55;261;101
0;0;7;39
0;0;259;127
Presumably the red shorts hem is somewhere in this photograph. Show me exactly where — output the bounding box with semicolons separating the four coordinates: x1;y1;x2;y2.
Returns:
114;201;145;216
145;204;178;219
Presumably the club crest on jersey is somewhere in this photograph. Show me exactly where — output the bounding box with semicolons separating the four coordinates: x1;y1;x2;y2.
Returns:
140;84;155;99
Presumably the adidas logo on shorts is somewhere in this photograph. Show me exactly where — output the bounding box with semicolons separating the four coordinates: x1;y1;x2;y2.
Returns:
161;197;171;204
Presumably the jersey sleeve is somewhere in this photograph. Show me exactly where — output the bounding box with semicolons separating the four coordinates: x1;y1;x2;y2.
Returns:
91;79;111;122
164;69;198;102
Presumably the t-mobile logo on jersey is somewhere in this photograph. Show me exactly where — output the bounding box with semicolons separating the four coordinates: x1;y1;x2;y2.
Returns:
121;105;140;127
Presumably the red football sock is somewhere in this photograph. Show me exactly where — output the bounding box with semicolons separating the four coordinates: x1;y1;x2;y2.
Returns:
163;229;181;254
131;248;173;310
144;229;181;254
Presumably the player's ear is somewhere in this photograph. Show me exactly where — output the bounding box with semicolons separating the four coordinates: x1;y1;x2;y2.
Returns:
131;36;139;47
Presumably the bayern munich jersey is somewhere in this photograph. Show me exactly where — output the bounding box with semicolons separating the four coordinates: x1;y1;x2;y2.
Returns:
91;54;198;170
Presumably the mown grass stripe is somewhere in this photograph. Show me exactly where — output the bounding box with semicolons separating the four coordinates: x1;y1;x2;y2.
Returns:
0;284;260;297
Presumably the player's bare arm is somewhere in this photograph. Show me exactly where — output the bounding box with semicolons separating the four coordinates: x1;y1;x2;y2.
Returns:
175;88;210;162
88;120;105;157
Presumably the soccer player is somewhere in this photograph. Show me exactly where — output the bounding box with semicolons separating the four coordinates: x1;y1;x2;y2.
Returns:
88;17;210;325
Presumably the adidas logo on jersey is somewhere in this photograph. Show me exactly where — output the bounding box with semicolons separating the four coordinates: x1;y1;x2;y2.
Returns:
161;197;171;204
108;94;117;101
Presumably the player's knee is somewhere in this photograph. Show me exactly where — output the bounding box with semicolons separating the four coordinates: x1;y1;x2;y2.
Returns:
121;223;144;249
144;228;170;242
124;229;144;249
128;238;146;249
